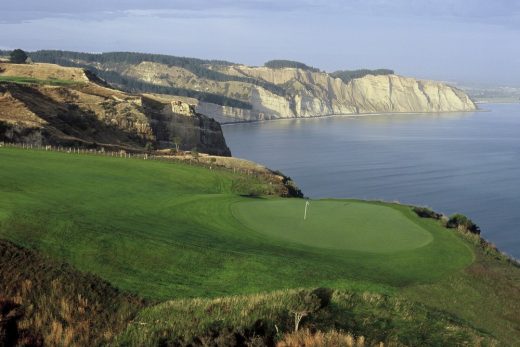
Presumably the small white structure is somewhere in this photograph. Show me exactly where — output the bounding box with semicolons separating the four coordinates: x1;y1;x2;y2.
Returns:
304;200;310;220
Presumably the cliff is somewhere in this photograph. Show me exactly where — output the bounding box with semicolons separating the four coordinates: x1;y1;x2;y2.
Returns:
28;51;477;123
0;63;231;156
200;65;476;122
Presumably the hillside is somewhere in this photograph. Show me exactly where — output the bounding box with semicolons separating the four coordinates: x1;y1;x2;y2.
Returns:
0;62;231;155
0;147;519;346
28;50;477;123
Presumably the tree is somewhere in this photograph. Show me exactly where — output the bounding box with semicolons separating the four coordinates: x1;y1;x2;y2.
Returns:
289;291;321;332
9;49;28;64
144;141;155;153
172;136;182;152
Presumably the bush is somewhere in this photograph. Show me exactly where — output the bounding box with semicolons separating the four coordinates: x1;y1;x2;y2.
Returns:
9;49;28;64
412;206;442;220
446;214;481;234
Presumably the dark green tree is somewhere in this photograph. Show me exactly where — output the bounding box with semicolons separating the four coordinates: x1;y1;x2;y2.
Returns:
9;49;28;64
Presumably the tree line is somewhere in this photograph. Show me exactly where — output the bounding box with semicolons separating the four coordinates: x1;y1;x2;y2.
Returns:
29;50;286;97
331;69;394;83
264;60;321;72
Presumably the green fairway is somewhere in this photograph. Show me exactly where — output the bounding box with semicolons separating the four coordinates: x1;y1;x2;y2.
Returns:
0;147;474;300
232;199;433;252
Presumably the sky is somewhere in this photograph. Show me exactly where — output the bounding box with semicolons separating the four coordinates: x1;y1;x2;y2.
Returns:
1;0;519;86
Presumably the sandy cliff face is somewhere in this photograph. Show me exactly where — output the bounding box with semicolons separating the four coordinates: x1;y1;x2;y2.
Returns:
218;66;476;120
0;63;231;156
126;63;475;123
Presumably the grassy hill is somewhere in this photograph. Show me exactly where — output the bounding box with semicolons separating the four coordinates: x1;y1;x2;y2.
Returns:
0;146;519;345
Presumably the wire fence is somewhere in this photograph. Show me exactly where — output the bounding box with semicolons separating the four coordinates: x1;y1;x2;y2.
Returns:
0;141;273;180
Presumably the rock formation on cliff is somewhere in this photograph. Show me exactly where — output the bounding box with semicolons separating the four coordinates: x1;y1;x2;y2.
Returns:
0;63;231;156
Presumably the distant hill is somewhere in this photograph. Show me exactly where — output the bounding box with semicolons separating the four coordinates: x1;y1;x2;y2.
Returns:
25;50;477;124
0;62;231;155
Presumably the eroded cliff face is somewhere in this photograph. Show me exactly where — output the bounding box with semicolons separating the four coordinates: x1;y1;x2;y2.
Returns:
0;63;231;156
118;62;476;123
222;66;475;118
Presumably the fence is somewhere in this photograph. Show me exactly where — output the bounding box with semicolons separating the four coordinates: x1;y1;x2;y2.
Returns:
0;141;272;181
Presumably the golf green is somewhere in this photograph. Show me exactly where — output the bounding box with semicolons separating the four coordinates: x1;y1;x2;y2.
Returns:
232;199;433;252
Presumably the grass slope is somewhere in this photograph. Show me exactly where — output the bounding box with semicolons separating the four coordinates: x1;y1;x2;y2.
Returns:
118;289;493;346
0;239;144;346
1;147;519;345
0;147;472;300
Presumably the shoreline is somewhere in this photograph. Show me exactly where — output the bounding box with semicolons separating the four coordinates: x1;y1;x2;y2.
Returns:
220;108;487;126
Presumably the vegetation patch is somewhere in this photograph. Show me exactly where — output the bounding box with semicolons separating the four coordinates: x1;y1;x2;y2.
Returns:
0;75;80;86
117;288;494;346
0;239;144;346
331;69;394;83
264;60;321;72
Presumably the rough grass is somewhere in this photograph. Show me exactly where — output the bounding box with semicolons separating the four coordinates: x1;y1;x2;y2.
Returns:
117;289;495;346
0;239;144;346
402;241;520;346
0;147;473;301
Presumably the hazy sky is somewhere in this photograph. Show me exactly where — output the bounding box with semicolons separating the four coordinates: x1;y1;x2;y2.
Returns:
1;0;519;86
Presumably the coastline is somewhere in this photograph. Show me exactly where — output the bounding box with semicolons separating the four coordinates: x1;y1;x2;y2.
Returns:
219;108;486;126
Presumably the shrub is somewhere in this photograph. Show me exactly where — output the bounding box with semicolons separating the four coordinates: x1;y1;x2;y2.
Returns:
288;291;322;332
9;49;28;64
446;214;481;234
412;207;442;220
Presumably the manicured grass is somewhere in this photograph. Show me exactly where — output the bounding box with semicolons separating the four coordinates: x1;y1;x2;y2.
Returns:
232;199;433;252
0;75;80;86
0;147;473;300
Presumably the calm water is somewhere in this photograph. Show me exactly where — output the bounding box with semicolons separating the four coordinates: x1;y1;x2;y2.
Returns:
223;104;520;259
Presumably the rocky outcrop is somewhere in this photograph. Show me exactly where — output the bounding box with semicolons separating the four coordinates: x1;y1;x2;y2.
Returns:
0;63;231;156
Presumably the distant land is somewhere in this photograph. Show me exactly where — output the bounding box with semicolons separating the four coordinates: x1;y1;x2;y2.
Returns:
1;50;477;124
0;61;230;155
460;84;520;104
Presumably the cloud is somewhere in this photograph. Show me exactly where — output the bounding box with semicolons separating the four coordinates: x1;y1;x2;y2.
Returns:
3;0;519;25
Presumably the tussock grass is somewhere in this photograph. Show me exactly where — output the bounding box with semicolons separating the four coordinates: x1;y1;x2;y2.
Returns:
117;288;495;346
0;239;144;346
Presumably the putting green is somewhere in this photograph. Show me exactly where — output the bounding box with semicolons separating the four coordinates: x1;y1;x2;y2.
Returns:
232;199;433;252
